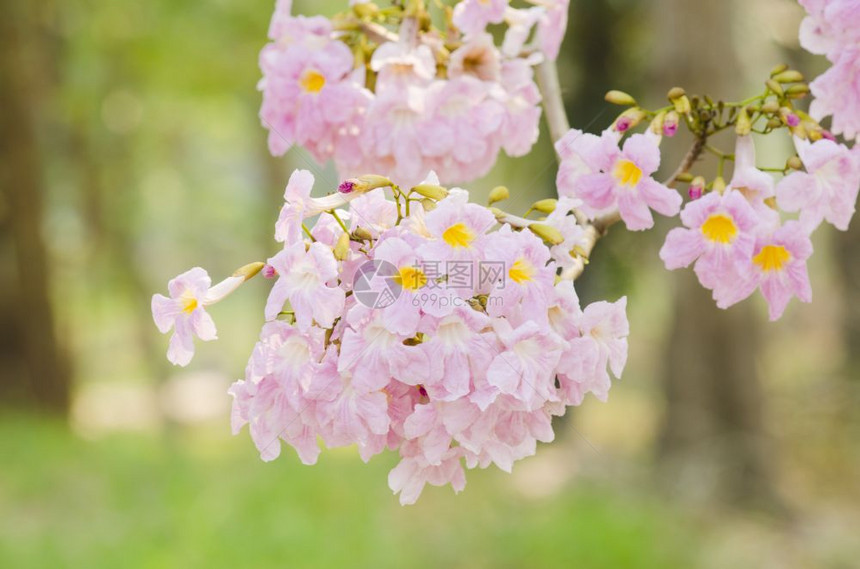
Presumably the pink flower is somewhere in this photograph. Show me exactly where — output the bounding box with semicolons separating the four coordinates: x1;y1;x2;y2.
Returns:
482;225;556;324
370;42;436;91
739;221;814;321
485;319;566;411
260;16;369;159
453;0;508;37
311;348;391;462
776;137;860;231
566;131;682;230
729;135;779;225
536;0;570;61
337;307;429;392
274;169;315;244
544;196;587;269
659;189;760;304
389;443;466;505
419;190;496;266
152;267;220;366
265;241;346;330
557;297;628;406
496;59;542;157
502;7;544;57
798;0;860;57
809;48;860;140
448;34;501;82
418;309;493;402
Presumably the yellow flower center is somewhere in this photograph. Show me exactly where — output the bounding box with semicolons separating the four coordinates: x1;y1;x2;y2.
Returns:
701;213;738;244
181;296;198;314
442;223;475;248
299;69;326;94
753;245;791;272
395;266;427;292
612;159;643;187
508;258;535;284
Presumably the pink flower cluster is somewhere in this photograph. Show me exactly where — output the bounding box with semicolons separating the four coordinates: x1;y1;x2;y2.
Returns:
209;170;629;504
799;0;860;140
259;1;560;188
660;135;860;320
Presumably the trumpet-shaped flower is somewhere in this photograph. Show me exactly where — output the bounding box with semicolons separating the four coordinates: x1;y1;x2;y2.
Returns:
776;137;860;231
152;267;220;366
573;132;682;230
265;241;346;330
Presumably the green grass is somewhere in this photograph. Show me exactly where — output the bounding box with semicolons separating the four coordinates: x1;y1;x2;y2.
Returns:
0;415;698;569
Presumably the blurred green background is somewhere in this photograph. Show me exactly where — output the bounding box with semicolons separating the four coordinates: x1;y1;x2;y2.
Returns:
1;0;859;567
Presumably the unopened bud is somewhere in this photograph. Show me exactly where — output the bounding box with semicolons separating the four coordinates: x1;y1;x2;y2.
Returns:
613;108;646;132
605;90;637;106
352;226;374;241
675;172;694;183
649;110;666;135
766;117;783;130
663;110;680;137
712;176;726;194
765;79;784;97
786;156;803;171
262;264;277;279
333;232;351;260
339;174;393;194
688;176;705;200
420;198;437;212
735;107;752;136
232;262;266;281
667;87;686;101
770;63;789;77
672;95;692;115
531;199;558;214
820;129;837;142
772;70;804;83
785;84;810;99
488;185;509;205
412;183;449;201
352;2;379;18
528;223;564;245
761;101;780;114
790;122;808;139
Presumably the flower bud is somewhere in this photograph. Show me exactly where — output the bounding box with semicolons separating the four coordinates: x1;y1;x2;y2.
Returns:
675;172;694;183
262;264;277;279
786;156;803;171
772;70;804;83
605;90;637;106
412;183;449;201
352;226;374;241
333;232;351;261
712;176;726;194
667;87;686;100
528;223;564;245
488;185;509;205
672;95;692;115
770;63;789;77
663;110;680;137
339;174;393;194
688;176;705;200
420;198;437;212
785;84;810;99
613;108;646;132
232;262;266;281
531;198;558;214
735;106;752;136
761;101;780;114
352;2;379;18
649;110;666;135
766;117;783;130
765;79;784;97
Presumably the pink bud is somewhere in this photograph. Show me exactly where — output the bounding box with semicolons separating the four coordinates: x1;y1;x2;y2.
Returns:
688;176;705;200
262;264;278;279
614;117;632;133
786;113;800;127
338;180;356;194
821;129;837;141
663;111;679;137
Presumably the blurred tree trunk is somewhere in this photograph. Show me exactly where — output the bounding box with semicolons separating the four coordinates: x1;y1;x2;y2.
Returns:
0;0;71;413
835;224;860;378
652;0;778;507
